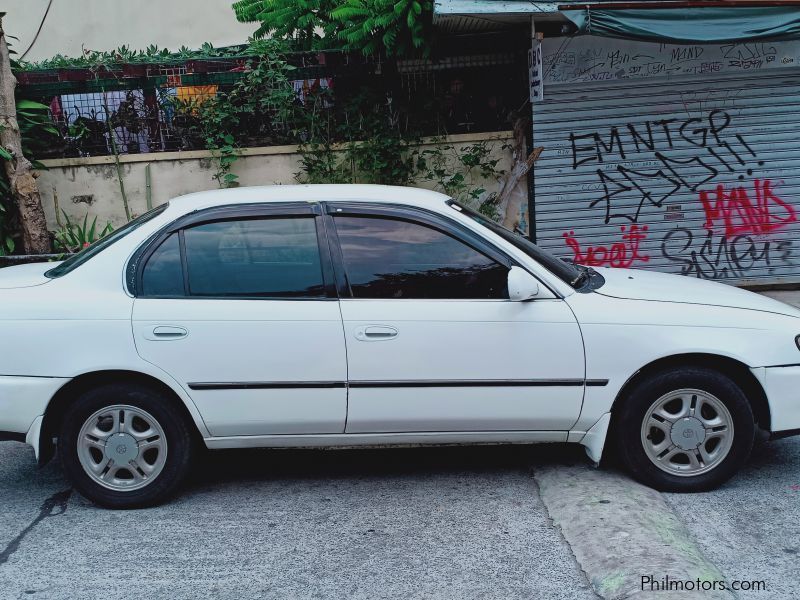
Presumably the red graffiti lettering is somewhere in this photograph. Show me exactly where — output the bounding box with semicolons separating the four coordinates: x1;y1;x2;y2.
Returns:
562;224;650;268
699;179;796;237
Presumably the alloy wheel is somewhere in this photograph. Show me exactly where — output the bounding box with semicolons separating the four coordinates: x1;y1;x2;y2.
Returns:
640;388;734;477
76;404;168;491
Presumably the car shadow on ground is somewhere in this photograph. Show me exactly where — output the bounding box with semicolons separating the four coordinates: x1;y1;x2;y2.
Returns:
185;442;591;490
182;431;794;494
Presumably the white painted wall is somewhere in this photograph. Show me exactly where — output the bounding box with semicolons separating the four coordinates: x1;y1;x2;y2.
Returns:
35;132;514;228
2;0;255;62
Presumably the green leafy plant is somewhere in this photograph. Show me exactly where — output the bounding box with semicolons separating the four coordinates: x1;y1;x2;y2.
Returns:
53;211;114;253
232;0;433;56
17;42;254;71
332;0;433;57
232;0;338;50
171;39;297;188
0;198;15;255
296;88;417;185
414;140;506;217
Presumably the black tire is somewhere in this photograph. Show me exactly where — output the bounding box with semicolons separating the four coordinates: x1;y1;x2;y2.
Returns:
58;383;195;508
614;367;755;492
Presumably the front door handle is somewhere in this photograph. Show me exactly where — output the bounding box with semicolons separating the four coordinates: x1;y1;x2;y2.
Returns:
151;326;188;340
355;325;398;341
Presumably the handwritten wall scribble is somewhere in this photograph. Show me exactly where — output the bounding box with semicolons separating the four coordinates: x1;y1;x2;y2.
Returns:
563;225;649;268
538;36;800;283
569;110;756;224
562;109;792;280
543;37;796;85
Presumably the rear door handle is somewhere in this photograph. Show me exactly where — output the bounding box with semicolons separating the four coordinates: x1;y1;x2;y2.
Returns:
150;326;188;340
355;325;398;341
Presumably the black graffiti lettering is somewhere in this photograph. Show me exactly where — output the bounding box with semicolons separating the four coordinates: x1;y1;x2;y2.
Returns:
594;168;632;223
736;134;757;157
655;118;678;148
708;109;731;145
698;232;731;279
671;46;704;63
717;141;746;166
775;240;792;263
656;152;718;192
607;50;627;69
661;228;696;272
706;147;735;173
627;122;655;152
594;165;681;223
728;234;769;273
661;228;793;280
570;128;626;167
721;42;777;61
569;111;740;172
623;168;681;214
678;118;708;148
570;110;740;174
571;132;600;168
596;127;626;160
568;109;766;230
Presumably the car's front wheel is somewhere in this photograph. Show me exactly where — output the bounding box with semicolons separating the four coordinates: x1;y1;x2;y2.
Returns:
58;383;195;508
614;367;755;492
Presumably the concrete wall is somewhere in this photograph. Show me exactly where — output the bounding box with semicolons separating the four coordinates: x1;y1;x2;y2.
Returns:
3;0;254;62
24;130;800;307
35;132;514;229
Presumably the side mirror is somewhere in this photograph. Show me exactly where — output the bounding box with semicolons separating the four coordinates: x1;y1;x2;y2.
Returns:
507;266;540;301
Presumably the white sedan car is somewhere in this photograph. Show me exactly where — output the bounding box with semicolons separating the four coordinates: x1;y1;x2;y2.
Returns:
1;185;799;508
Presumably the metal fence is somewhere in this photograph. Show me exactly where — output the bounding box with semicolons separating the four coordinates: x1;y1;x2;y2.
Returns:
17;48;528;159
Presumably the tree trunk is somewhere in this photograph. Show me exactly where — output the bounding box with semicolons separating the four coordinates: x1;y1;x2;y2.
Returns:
494;113;542;232
0;17;51;254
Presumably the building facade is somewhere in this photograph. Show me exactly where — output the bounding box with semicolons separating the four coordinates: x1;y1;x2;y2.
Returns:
435;1;800;287
534;35;800;286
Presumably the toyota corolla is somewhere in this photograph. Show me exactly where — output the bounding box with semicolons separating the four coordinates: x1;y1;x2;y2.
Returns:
1;185;798;508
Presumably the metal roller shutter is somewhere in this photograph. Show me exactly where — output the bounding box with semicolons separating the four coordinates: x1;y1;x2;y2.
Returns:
533;63;800;285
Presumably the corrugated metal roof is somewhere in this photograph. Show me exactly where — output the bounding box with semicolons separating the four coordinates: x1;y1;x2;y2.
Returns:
434;1;560;17
432;0;582;31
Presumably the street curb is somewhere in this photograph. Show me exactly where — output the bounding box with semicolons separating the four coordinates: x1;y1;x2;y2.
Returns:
534;465;734;600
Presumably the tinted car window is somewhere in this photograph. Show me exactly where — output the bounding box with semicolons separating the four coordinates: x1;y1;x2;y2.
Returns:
46;203;168;279
334;216;508;299
183;217;324;297
447;201;585;288
142;233;183;297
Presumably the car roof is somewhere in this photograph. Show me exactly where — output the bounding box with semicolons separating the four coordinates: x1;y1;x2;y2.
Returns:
167;184;451;213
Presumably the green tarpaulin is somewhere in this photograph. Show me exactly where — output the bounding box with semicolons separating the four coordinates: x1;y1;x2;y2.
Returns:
563;7;800;43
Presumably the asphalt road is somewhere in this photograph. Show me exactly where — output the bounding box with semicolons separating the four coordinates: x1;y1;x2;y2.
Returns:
0;442;595;600
664;436;800;599
0;437;798;599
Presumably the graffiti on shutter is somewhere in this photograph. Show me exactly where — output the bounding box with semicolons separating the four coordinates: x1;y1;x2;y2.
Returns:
534;37;800;285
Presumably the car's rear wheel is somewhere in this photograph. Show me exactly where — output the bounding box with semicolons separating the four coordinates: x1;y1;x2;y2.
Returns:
614;367;755;492
58;383;195;508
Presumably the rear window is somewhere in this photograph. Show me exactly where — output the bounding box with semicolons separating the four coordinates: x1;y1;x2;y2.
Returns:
182;217;324;297
138;216;326;298
45;204;168;278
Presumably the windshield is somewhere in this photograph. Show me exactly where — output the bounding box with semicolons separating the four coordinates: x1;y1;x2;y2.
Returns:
45;204;169;278
447;201;585;287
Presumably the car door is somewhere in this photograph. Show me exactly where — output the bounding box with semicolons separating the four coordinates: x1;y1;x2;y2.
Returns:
326;202;586;433
131;202;348;437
